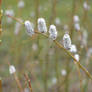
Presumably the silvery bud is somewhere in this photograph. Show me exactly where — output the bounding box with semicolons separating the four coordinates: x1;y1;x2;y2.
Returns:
83;2;90;11
24;20;34;36
5;9;14;24
63;34;71;49
9;65;16;74
73;15;79;23
74;54;80;62
61;69;67;76
5;9;14;16
49;25;57;40
70;44;77;53
18;0;25;8
38;18;47;33
74;23;80;31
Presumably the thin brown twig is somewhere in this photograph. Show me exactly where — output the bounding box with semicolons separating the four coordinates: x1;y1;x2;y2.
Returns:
6;14;24;25
74;61;83;92
13;73;24;92
24;73;32;92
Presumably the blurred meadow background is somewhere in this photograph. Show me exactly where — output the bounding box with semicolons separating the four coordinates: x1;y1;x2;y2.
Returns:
1;0;92;92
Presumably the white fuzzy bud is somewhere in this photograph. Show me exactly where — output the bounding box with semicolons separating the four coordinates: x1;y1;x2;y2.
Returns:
5;9;14;16
70;44;77;53
49;25;57;40
18;0;25;8
74;23;80;31
61;69;67;76
38;18;47;33
63;34;71;49
9;65;16;74
83;2;90;11
5;9;14;24
24;20;34;36
74;54;80;62
73;15;79;23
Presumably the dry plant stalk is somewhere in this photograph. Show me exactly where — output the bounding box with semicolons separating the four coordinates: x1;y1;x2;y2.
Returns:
74;61;83;92
13;73;24;92
24;73;32;92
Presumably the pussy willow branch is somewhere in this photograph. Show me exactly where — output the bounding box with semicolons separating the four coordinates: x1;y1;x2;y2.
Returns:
5;15;92;80
36;31;92;80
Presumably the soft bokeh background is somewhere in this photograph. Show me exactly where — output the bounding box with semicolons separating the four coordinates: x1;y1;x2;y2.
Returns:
1;0;92;92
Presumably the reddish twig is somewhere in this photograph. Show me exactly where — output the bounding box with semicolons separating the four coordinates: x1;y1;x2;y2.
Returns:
24;73;32;92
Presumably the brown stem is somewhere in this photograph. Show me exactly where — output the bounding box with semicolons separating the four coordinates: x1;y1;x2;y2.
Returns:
14;73;23;92
24;73;32;92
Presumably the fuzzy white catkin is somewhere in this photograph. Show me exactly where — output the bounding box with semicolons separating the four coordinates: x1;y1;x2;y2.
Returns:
74;54;80;62
61;69;67;76
73;15;79;23
74;23;80;31
63;34;71;49
38;18;47;33
5;9;14;16
9;65;16;74
70;44;77;53
83;2;90;10
18;0;25;8
24;20;34;36
5;9;14;23
49;25;57;40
